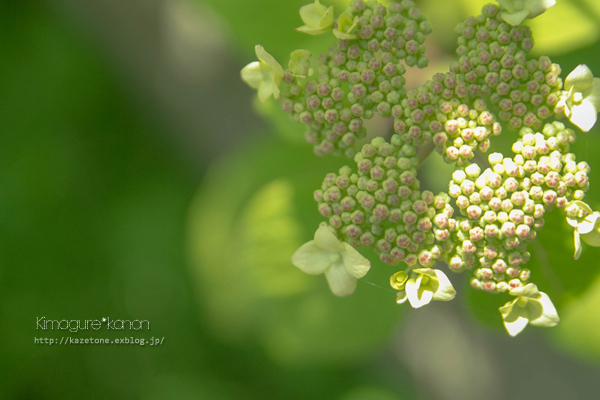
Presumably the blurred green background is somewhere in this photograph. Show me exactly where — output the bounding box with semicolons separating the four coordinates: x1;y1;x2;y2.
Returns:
3;0;600;398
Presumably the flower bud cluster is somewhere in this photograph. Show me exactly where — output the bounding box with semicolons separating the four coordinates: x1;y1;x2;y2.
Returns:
314;137;453;267
447;122;590;293
279;0;432;157
452;3;563;130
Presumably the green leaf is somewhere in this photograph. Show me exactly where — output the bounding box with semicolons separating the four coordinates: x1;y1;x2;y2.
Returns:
188;137;405;365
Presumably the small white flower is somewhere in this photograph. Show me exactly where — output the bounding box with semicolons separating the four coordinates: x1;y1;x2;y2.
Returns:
240;45;284;103
499;283;559;337
566;200;600;259
291;225;371;296
496;0;556;26
559;64;600;132
390;268;456;308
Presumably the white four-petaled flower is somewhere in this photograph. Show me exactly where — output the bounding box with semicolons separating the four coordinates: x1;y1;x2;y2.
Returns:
499;283;559;337
291;225;371;296
240;45;284;103
496;0;556;26
559;64;600;132
390;268;456;308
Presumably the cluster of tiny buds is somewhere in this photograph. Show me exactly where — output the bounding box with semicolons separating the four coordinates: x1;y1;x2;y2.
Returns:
451;3;563;130
279;0;432;157
390;73;500;154
314;137;453;267
445;122;588;293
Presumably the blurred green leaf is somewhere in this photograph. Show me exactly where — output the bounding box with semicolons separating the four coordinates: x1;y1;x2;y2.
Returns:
188;137;405;365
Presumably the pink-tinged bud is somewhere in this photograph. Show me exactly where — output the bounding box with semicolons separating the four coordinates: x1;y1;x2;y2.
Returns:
492;258;507;273
360;194;376;210
373;204;390;220
409;231;424;246
403;210;418;225
507;267;521;278
404;254;418;266
462;240;477;255
479;267;494;280
360;232;375;246
390;247;406;261
377;239;392;253
575;171;589;187
400;171;416;185
351;210;365;224
489;197;502;211
508;279;522;289
469;227;484;241
510;191;526;206
466;205;482;219
508;209;525;224
366;180;379;192
504;236;521;249
398;185;412;199
520;268;531;281
501;222;516;237
533;218;545;230
396;234;411;249
318;203;333;217
542;190;557;206
379;252;393;265
345;224;362;239
544;171;560;188
508;251;523;266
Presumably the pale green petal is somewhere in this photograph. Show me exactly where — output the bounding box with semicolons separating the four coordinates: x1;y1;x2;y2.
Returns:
296;24;333;35
298;1;333;33
509;283;541;299
497;0;515;13
582;78;600;110
569;101;598;132
240;61;265;89
503;313;529;337
431;269;457;301
525;0;556;18
499;298;518;315
406;276;433;308
257;80;277;103
255;45;283;77
566;216;579;228
314;225;343;252
501;9;530;26
333;12;358;39
574;229;583;260
529;292;560;327
581;225;600;247
325;262;357;296
332;29;358;40
319;6;334;28
291;241;332;275
578;212;599;234
500;301;530;337
341;243;371;279
299;0;327;27
411;268;436;277
396;290;408;304
565;64;594;92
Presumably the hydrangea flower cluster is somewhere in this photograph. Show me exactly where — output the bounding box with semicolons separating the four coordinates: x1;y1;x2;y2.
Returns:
241;0;600;337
